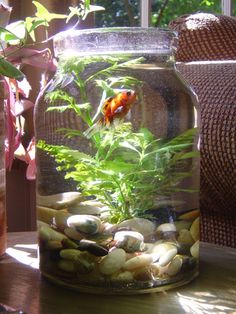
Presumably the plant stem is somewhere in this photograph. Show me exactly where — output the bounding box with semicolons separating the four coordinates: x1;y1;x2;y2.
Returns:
111;175;130;220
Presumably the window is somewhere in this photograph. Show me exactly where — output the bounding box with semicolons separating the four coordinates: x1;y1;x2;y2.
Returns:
94;0;235;28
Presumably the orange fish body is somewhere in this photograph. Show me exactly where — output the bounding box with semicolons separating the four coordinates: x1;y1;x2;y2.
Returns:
84;90;136;137
102;90;136;126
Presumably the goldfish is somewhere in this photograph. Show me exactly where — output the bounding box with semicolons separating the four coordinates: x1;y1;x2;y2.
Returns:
84;90;137;138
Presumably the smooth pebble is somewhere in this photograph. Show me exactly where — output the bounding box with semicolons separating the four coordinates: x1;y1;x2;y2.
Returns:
37;206;57;224
78;239;108;256
99;248;126;275
158;247;178;267
39;225;66;242
118;218;155;240
166;255;183;276
178;229;195;245
190;240;199;258
190;217;200;242
111;271;134;282
123;254;153;270
67;214;101;235
68;202;102;215
64;227;84;241
151;242;177;262
37;192;83;209
114;230;145;252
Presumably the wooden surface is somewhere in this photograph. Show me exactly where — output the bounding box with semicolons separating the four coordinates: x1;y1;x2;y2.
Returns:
0;232;236;314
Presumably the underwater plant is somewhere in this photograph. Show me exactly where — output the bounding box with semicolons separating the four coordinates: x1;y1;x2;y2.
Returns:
37;54;198;224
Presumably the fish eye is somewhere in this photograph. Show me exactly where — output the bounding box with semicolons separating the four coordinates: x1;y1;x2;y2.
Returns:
126;91;131;96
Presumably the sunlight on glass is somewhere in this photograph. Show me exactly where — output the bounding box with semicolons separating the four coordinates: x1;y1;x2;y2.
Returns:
177;292;236;313
6;244;39;269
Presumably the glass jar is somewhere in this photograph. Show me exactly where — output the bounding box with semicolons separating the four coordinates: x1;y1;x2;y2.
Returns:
0;80;6;258
35;28;199;294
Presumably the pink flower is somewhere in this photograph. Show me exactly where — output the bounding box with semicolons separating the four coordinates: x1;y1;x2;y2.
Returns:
4;78;34;171
25;137;36;180
14;137;36;180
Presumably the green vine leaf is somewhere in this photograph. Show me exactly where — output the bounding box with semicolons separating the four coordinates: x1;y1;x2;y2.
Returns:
33;1;67;22
0;58;24;80
0;21;26;45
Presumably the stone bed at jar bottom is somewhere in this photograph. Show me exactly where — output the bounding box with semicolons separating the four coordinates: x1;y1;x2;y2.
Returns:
40;262;198;293
37;193;199;293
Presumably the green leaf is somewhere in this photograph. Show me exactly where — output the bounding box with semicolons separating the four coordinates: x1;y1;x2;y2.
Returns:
82;5;105;20
95;79;115;95
6;21;26;41
0;26;19;43
47;102;91;112
0;58;24;80
33;1;67;22
102;160;135;173
84;0;91;10
46;105;71;112
119;141;140;153
56;128;83;138
73;103;92;111
66;6;83;23
25;17;48;41
0;21;26;45
60;149;96;164
163;128;197;147
178;151;200;160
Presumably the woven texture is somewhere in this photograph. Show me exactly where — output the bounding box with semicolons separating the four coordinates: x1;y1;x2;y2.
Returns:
169;13;236;62
169;13;236;247
177;62;236;247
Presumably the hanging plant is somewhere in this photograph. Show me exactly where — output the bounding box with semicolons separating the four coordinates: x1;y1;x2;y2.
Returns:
0;0;104;178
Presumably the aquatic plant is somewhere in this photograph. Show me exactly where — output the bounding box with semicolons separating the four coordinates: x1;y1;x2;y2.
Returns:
38;54;198;223
39;125;197;223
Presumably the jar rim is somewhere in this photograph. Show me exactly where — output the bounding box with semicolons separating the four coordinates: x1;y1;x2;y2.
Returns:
53;27;178;57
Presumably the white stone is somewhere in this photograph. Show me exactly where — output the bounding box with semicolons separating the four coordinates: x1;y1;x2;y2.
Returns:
190;240;200;258
99;248;126;275
114;230;145;252
174;220;192;232
117;218;156;240
166;255;183;276
190;217;200;242
178;229;195;245
151;242;177;262
111;270;134;282
37;192;83;209
158;247;178;267
64;227;84;241
67;214;102;235
156;223;176;233
123;254;153;270
37;206;57;224
55;211;71;228
68;202;102;215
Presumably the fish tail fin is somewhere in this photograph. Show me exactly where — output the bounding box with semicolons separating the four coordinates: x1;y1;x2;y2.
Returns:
83;118;105;138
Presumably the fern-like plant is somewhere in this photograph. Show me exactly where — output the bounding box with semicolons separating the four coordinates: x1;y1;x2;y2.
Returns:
38;54;198;223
